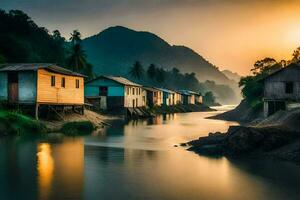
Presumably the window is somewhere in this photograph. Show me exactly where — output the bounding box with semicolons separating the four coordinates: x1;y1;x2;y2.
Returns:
126;87;129;95
61;77;65;88
285;82;294;94
76;79;80;89
133;87;135;95
99;86;108;96
51;76;55;86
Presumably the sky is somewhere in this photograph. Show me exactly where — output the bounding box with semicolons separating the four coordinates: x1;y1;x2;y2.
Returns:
2;0;300;75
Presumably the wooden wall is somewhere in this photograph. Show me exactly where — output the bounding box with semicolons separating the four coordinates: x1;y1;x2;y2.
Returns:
19;71;37;103
37;69;84;105
264;67;300;100
124;86;146;107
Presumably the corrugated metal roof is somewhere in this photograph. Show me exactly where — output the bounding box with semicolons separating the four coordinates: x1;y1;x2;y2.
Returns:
87;75;141;86
157;88;175;93
178;90;200;96
0;63;86;77
143;86;161;92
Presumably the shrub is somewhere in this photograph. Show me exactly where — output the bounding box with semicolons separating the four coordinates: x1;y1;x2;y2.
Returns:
60;121;94;136
0;111;47;136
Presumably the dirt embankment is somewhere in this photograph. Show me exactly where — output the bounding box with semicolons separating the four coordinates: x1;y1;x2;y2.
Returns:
186;108;300;165
42;110;118;133
209;100;263;123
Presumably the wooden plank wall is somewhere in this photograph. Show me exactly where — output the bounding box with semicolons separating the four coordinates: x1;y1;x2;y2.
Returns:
37;69;84;105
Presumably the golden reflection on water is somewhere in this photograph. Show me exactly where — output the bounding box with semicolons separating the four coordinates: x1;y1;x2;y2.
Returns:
36;139;84;200
37;143;54;200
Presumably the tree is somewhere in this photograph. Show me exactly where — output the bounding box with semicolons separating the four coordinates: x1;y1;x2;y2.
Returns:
172;67;180;75
68;43;87;72
147;64;156;80
251;57;281;75
129;61;144;80
52;30;65;42
69;30;81;45
203;91;216;106
155;68;166;83
0;54;6;63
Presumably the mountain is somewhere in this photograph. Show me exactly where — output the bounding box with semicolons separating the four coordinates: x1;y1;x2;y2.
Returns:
222;70;241;83
82;26;233;85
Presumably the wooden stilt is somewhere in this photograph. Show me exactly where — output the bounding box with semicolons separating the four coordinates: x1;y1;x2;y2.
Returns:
35;104;39;120
81;105;84;115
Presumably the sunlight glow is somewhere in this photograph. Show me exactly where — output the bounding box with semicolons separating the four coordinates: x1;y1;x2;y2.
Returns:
37;143;54;200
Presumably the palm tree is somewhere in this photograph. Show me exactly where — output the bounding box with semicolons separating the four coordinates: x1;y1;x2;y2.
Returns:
129;61;144;80
68;43;87;72
156;68;165;83
70;30;81;45
147;64;156;80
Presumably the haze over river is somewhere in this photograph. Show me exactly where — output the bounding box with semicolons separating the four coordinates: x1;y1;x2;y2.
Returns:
1;106;300;200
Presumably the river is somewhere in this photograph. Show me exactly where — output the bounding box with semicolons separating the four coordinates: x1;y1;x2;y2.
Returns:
1;106;300;200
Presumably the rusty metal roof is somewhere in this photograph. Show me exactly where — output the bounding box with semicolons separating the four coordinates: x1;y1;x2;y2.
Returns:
0;63;86;77
86;75;142;86
143;86;162;92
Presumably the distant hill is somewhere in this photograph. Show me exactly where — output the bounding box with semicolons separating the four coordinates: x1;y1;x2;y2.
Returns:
82;26;233;85
222;70;241;83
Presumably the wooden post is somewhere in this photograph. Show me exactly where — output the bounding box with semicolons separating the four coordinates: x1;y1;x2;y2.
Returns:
35;103;39;120
81;105;84;115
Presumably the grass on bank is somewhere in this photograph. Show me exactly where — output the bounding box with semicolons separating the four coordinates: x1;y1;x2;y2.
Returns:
0;110;47;136
60;121;94;136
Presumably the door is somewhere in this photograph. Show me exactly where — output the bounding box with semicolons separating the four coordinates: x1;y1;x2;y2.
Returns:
8;72;18;103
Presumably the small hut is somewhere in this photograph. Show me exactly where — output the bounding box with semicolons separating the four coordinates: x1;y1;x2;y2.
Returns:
262;63;300;117
0;63;85;119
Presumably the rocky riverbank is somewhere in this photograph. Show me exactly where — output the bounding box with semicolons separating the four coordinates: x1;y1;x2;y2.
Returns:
186;108;300;165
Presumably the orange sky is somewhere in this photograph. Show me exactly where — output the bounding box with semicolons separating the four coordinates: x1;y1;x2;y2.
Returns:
2;0;300;75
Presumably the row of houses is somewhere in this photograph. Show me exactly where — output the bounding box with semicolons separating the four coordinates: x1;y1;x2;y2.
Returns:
0;64;203;118
84;76;203;110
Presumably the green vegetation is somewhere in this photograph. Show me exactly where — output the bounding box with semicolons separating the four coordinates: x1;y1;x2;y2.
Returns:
239;48;300;109
0;110;47;136
60;121;94;136
203;91;218;106
0;9;94;78
129;61;144;80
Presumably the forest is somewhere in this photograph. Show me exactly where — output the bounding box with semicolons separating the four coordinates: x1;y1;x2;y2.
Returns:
0;9;231;105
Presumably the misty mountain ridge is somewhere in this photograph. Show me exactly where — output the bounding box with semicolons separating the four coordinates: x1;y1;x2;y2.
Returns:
222;70;241;83
83;26;232;84
82;26;241;104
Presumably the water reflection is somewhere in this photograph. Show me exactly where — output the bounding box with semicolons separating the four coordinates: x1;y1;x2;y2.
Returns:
1;111;300;200
37;143;54;200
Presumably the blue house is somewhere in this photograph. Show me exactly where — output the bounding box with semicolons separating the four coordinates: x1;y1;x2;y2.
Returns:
85;76;146;110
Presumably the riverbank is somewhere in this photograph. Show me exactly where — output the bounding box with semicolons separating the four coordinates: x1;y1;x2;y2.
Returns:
186;107;300;165
0;109;116;136
208;100;263;124
152;103;215;114
128;103;216;118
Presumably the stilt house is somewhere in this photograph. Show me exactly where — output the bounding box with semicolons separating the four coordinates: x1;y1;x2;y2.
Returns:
84;76;146;111
0;63;85;119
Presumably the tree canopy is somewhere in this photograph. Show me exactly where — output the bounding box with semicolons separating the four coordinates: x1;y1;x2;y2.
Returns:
129;61;144;80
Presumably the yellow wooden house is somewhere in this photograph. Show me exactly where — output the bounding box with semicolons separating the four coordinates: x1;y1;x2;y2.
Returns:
0;63;85;118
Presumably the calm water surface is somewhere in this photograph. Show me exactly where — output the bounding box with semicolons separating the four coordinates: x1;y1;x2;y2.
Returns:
1;106;300;200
